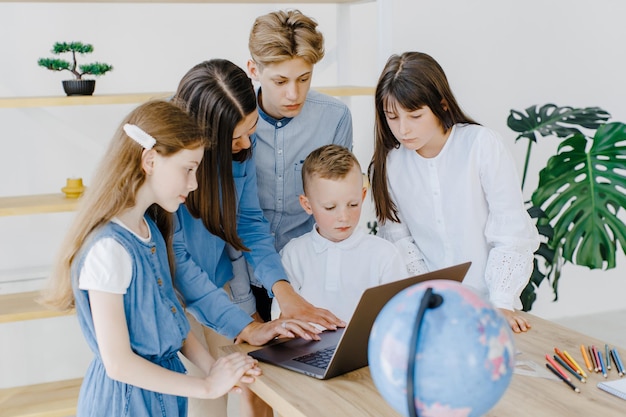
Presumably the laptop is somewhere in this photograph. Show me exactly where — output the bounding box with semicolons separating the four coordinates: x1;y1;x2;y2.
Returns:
248;261;471;379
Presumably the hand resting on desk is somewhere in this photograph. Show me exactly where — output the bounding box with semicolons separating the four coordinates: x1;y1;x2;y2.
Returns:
499;308;531;333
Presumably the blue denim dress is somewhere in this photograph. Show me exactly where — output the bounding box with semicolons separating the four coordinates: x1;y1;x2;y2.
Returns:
72;217;191;417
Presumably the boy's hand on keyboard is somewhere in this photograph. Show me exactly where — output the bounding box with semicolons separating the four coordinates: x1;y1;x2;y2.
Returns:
272;281;346;330
234;318;323;346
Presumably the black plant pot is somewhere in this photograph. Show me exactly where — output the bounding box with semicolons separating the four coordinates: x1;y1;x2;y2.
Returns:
62;80;96;96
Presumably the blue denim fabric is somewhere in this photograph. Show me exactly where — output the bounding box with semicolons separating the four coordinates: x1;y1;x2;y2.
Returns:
224;244;257;316
72;217;190;417
253;89;353;251
174;146;288;339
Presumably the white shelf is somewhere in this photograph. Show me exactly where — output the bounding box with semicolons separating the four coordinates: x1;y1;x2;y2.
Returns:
0;377;81;417
0;86;373;109
0;193;81;217
0;92;173;108
0;291;74;323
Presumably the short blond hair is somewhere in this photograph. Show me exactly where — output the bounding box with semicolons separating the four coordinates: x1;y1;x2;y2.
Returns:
302;145;360;194
249;9;325;67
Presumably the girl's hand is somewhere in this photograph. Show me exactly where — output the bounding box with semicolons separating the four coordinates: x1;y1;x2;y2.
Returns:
204;352;261;398
499;308;531;333
235;318;322;346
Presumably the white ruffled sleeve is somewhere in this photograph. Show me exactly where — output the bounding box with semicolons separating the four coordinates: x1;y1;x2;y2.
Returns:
480;133;540;310
484;213;539;310
378;220;429;276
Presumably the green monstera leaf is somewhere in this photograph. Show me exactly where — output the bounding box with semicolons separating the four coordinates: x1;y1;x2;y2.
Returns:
507;104;625;312
532;122;626;270
508;104;611;190
508;104;610;143
520;206;556;311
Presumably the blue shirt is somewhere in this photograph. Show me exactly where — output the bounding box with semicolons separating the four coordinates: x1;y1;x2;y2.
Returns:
253;89;353;250
174;146;289;339
73;217;189;417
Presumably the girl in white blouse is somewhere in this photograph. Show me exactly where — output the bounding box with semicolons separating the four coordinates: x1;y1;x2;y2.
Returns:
368;52;540;333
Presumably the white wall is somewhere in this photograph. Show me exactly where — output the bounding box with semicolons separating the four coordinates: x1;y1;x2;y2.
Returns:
2;0;626;387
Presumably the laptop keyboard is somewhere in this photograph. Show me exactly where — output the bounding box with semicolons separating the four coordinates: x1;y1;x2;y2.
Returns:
293;346;336;369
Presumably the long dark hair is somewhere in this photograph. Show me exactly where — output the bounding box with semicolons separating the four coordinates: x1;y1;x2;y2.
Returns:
174;59;257;251
368;51;478;223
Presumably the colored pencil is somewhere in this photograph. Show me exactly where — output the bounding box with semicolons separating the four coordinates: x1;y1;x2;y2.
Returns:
612;348;625;377
581;344;593;372
597;348;608;378
546;363;580;393
591;345;601;372
555;347;579;375
605;344;612;371
545;354;571;381
610;349;623;377
553;355;586;383
563;350;587;378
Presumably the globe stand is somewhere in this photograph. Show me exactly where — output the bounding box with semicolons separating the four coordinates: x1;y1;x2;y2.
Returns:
406;287;444;417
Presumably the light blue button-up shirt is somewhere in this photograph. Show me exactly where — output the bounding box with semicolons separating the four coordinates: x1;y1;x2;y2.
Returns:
253;89;353;250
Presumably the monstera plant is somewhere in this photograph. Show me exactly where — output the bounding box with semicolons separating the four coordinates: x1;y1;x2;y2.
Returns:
507;104;626;310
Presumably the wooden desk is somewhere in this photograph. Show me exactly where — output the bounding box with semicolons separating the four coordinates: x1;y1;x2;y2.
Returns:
223;312;625;417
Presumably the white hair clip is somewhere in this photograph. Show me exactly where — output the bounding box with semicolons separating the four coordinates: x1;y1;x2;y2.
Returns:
123;123;157;150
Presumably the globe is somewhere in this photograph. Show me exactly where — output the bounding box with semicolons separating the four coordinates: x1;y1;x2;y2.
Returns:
368;280;515;417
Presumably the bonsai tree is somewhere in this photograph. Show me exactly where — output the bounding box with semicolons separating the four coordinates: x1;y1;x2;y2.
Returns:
38;41;113;80
507;104;626;310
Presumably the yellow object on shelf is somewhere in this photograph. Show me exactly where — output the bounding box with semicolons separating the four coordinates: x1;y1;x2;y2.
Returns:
61;178;85;198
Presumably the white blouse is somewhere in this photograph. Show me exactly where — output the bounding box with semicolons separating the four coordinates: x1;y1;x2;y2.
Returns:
380;124;540;310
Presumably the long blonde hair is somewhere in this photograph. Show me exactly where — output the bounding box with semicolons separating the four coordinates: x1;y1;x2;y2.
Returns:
40;100;205;311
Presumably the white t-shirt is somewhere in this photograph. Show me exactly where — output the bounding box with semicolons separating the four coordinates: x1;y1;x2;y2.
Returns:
78;218;151;294
272;226;409;322
382;123;539;310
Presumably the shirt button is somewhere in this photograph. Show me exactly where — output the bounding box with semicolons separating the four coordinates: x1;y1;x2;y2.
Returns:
171;306;177;313
151;247;156;254
278;149;283;155
277;121;283;127
157;278;163;286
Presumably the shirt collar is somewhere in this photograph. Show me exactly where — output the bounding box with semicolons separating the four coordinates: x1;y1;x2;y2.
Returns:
256;87;294;128
310;224;365;253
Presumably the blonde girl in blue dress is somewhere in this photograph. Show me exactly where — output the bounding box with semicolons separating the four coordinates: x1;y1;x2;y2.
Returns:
41;100;260;417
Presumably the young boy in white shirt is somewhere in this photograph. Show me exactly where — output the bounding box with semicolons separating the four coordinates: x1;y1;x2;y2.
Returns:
272;145;409;323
